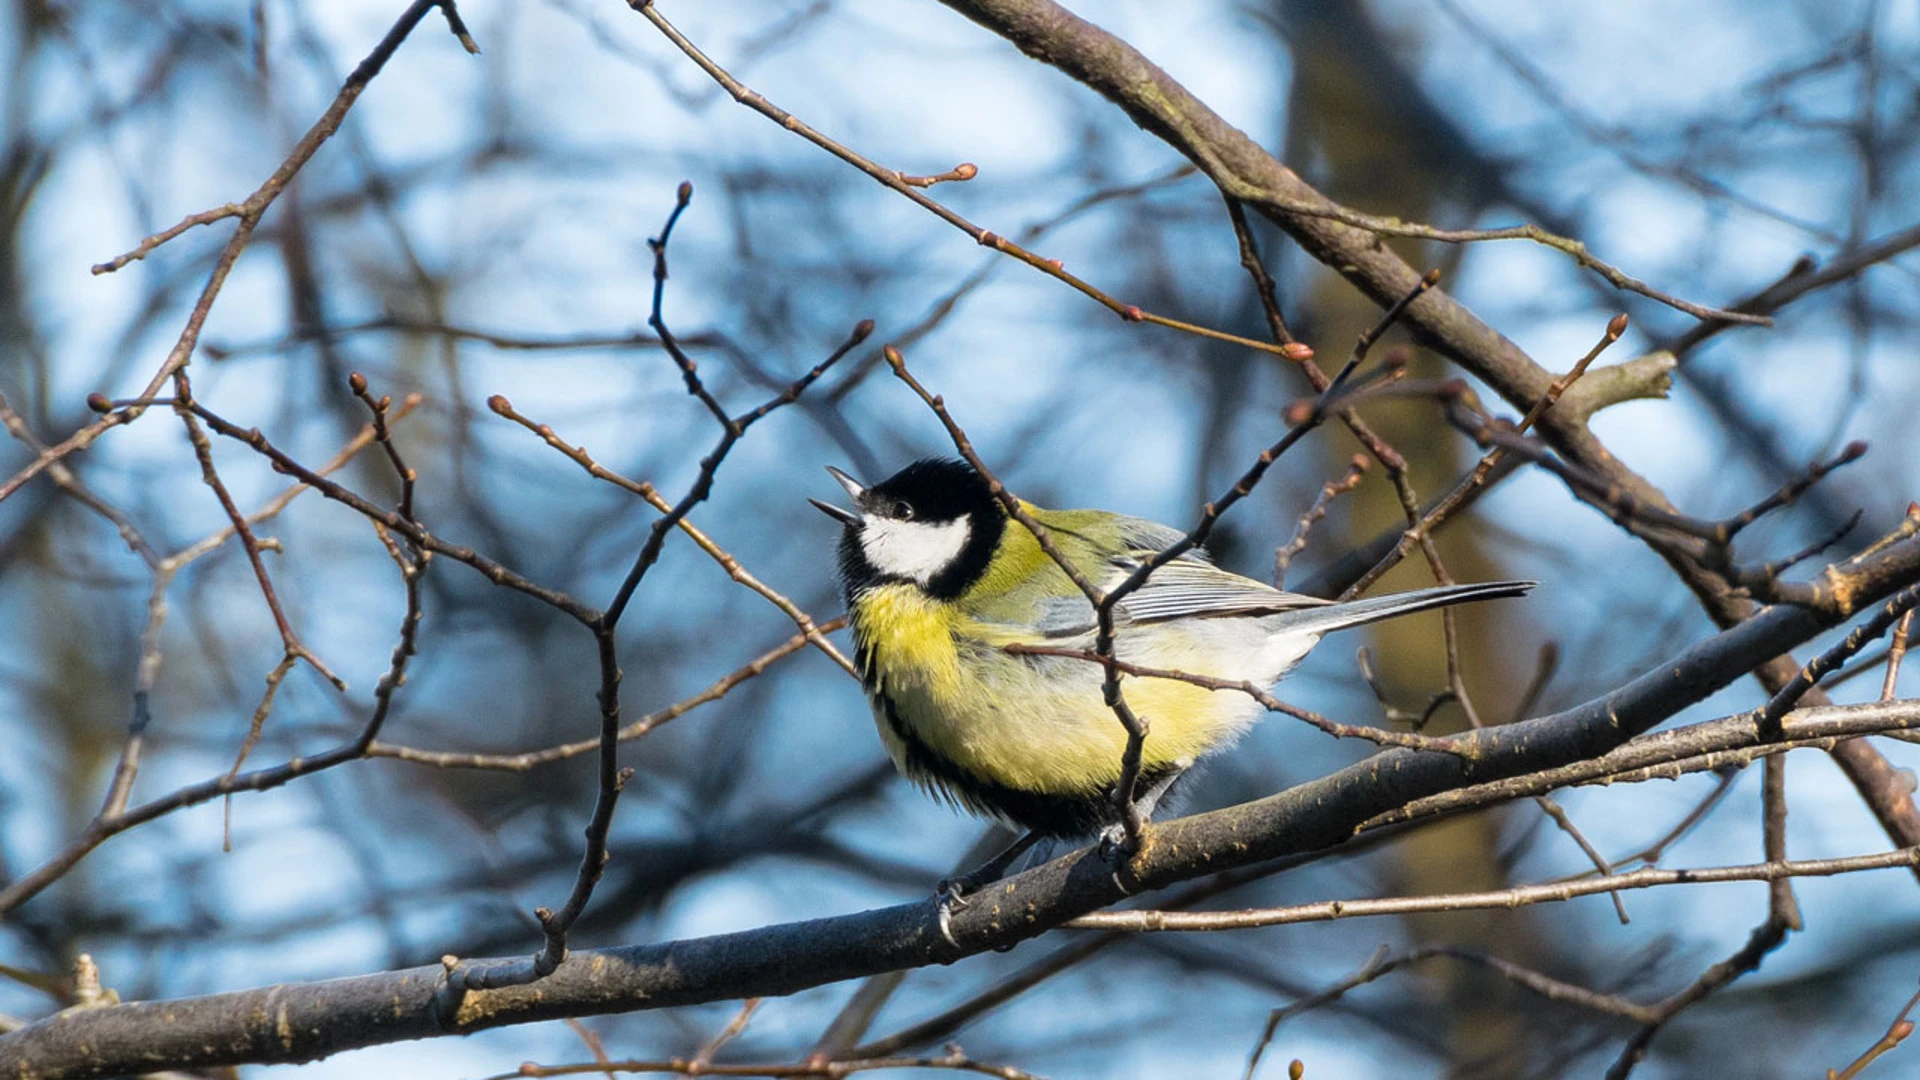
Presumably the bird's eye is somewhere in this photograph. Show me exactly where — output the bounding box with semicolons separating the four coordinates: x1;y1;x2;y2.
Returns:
895;502;915;521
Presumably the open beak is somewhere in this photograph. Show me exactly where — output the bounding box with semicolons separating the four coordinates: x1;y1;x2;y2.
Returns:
809;465;866;526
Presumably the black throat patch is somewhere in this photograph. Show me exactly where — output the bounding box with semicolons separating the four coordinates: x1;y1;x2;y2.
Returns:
921;505;1003;600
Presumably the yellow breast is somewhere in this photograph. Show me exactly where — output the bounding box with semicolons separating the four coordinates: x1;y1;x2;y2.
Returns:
851;583;1259;798
852;585;964;699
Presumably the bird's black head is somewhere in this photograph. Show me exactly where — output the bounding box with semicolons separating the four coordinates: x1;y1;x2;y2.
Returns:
811;458;1006;600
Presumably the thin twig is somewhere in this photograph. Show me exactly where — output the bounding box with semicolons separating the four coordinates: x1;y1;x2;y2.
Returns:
1882;610;1915;702
1273;455;1368;587
174;374;345;690
0;472;432;916
562;1019;617;1080
1534;794;1630;924
1223;195;1296;345
1829;983;1920;1080
453;187;864;990
370;622;840;770
485;395;855;676
1347;314;1626;597
1440;391;1869;609
1760;581;1920;736
1762;752;1804;931
1244;944;1392;1080
2;0;474;504
1070;846;1920;931
1261;201;1766;325
629;1;1307;361
1244;943;1663;1080
1001;644;1465;754
1605;913;1795;1079
1600;769;1740;873
1665;219;1920;359
483;1048;1047;1080
692;999;762;1067
120;395;598;622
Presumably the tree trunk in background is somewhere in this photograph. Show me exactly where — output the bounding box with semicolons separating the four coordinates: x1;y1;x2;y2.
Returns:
1280;2;1548;1073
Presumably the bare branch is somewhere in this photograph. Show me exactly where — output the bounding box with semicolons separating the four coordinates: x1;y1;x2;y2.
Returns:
1069;847;1920;933
2;0;474;503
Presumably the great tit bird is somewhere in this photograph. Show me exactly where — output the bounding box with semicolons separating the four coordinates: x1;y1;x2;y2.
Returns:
813;458;1533;890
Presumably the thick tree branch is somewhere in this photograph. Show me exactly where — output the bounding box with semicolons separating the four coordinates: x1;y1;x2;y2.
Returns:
6;532;1917;1079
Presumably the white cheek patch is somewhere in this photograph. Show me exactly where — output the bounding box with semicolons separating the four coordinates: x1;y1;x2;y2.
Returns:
859;517;972;585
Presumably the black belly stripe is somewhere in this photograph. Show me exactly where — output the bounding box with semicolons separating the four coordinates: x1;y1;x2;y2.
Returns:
870;687;1179;839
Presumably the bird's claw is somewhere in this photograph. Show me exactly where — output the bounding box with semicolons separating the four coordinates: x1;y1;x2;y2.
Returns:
1098;821;1148;895
934;877;971;948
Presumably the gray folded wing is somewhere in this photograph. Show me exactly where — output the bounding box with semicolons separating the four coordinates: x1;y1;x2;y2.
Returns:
1035;557;1329;636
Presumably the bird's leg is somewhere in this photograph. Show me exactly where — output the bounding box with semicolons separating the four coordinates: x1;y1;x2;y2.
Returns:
934;830;1042;947
1097;762;1189;863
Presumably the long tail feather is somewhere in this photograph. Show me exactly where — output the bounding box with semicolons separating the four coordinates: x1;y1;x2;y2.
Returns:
1274;580;1535;637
